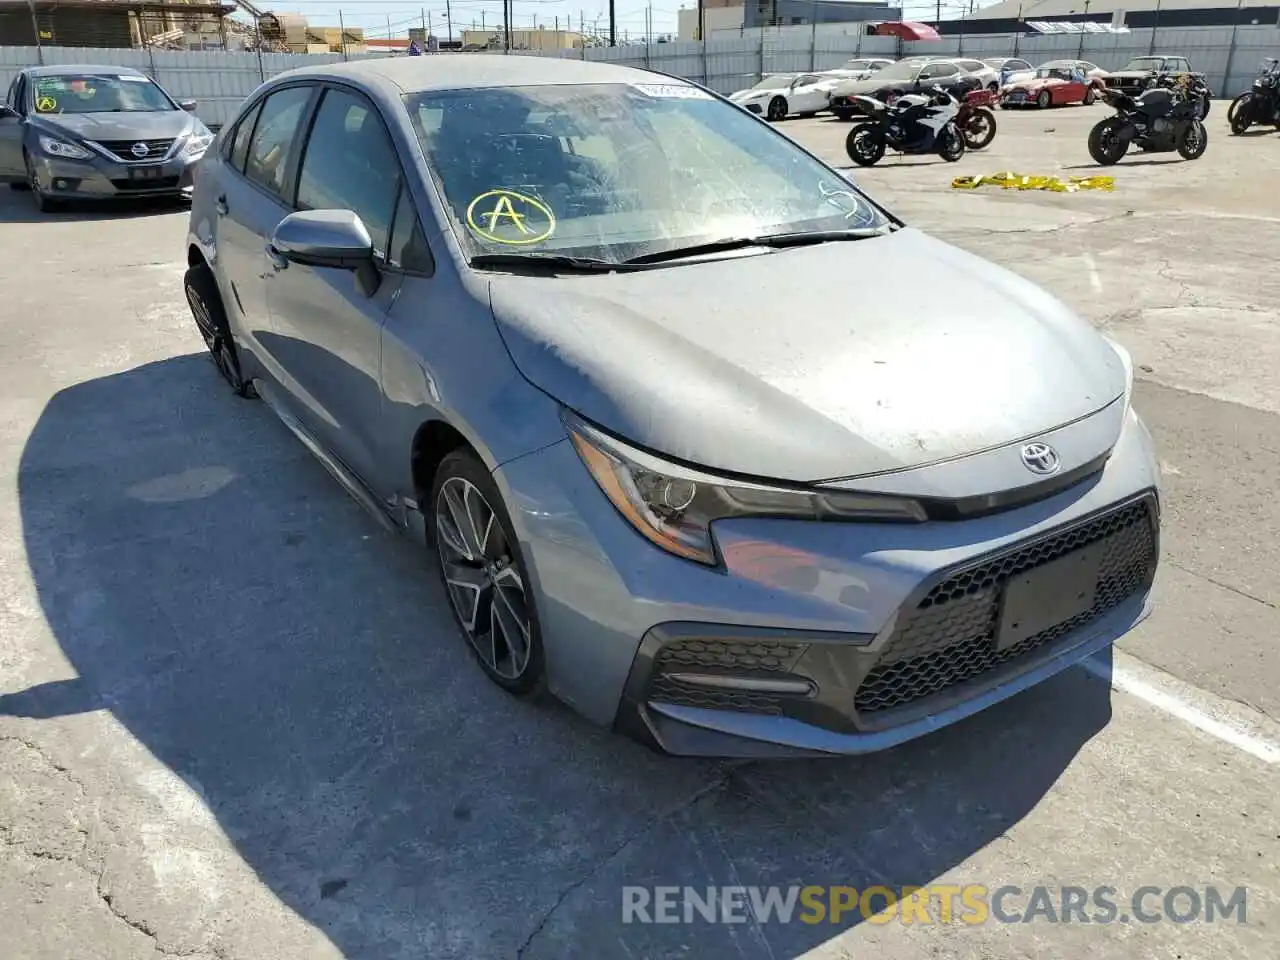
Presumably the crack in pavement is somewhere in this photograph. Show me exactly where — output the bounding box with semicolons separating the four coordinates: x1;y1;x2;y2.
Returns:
0;733;218;958
514;761;753;959
945;208;1137;236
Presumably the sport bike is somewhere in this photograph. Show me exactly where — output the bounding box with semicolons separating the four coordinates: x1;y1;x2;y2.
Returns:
1229;58;1280;134
844;87;966;166
1088;76;1208;166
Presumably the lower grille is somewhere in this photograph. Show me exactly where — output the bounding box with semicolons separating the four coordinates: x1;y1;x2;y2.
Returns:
648;636;809;715
97;138;176;162
854;498;1157;717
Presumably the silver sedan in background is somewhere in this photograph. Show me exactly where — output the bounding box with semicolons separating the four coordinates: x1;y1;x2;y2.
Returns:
183;55;1161;758
0;64;213;212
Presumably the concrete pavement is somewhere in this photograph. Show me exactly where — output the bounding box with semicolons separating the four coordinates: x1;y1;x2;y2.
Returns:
0;103;1277;959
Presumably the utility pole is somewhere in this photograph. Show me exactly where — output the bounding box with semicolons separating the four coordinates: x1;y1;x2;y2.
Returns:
446;0;453;44
26;0;43;64
696;0;704;41
338;8;348;60
1076;0;1089;59
609;0;616;45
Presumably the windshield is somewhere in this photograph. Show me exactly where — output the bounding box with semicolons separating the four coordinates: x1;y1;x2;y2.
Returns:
983;59;1007;68
29;73;175;115
407;82;889;265
1122;58;1162;72
751;76;794;91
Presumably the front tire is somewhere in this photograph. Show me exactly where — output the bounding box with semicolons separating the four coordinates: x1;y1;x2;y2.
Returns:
1088;117;1129;165
1083;87;1096;106
183;264;252;397
766;96;788;121
1176;118;1208;160
938;124;965;162
25;152;64;213
1037;89;1052;109
1229;94;1253;134
845;125;886;166
430;449;546;696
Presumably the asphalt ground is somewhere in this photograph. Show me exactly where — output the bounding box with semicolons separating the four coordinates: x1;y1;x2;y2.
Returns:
1;101;1277;960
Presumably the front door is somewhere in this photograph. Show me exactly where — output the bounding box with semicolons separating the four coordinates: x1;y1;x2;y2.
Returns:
0;74;29;181
263;84;406;491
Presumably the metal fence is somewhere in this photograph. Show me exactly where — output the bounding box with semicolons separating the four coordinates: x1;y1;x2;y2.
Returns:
2;20;1276;131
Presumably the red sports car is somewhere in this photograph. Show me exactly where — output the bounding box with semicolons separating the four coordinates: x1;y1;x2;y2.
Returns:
1000;64;1106;109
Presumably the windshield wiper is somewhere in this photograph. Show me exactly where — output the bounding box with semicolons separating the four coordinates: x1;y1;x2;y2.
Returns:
468;252;624;273
622;227;894;266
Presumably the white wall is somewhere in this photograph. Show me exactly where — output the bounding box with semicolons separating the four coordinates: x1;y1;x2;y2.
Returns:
1;20;1272;130
677;7;747;42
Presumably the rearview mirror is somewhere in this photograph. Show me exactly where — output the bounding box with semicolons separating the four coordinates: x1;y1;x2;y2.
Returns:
179;99;198;112
269;209;381;295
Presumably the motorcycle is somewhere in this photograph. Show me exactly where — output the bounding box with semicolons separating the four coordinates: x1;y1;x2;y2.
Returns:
1229;58;1280;134
1142;70;1211;119
844;87;966;167
957;88;998;150
1088;75;1208;166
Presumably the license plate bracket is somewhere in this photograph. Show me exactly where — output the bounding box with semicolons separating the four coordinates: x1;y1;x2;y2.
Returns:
127;165;165;181
995;547;1102;652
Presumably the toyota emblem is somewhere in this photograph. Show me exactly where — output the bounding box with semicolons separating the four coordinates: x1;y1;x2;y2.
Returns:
130;142;150;158
1021;442;1061;476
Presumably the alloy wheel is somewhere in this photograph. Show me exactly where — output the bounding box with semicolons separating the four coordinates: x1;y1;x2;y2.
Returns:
185;284;240;389
434;476;532;681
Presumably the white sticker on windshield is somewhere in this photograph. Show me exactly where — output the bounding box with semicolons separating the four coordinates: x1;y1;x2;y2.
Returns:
629;83;712;100
118;74;151;82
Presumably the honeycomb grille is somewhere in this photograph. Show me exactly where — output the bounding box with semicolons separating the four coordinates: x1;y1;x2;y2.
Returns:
649;676;783;715
653;637;808;674
854;499;1156;717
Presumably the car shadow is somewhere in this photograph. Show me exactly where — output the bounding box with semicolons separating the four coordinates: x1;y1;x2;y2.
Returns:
1060;159;1189;169
5;354;1113;959
0;188;188;223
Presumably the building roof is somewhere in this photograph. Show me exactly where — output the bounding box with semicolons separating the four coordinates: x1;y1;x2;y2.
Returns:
276;51;670;93
0;0;232;10
966;0;1274;18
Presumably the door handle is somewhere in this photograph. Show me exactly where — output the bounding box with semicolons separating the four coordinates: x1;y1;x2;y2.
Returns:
215;194;228;215
265;244;289;271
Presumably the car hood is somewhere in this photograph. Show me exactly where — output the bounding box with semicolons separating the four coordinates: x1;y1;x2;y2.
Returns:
1006;78;1050;91
486;228;1125;484
31;110;196;143
832;76;905;97
728;89;776;101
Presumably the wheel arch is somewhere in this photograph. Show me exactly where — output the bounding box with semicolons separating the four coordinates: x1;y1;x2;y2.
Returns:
411;418;476;505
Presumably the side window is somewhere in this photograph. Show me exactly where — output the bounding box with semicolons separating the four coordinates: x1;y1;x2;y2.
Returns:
387;185;435;276
244;85;313;200
295;87;402;257
228;100;263;173
1171;59;1190;72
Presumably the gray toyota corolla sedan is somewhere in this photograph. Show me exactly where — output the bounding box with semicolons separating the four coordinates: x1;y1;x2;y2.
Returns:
184;55;1161;758
0;65;213;211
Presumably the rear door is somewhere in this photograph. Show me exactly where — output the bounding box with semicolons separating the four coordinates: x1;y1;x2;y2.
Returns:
263;83;407;490
0;73;28;181
213;84;317;384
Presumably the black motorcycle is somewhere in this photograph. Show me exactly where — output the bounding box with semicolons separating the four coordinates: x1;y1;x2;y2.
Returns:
844;87;966;167
1229;58;1280;134
1088;76;1208;165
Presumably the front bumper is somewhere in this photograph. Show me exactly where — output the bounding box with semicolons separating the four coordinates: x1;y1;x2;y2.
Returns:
29;147;202;200
493;409;1161;758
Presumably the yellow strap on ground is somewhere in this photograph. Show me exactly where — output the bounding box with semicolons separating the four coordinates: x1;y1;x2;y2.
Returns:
951;172;1116;193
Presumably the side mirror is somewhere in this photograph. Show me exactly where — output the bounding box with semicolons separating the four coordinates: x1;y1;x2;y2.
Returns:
269;210;381;295
179;99;198;112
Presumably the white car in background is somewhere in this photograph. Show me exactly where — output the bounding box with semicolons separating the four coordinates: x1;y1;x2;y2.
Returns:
983;56;1036;87
728;73;840;121
822;57;896;81
950;57;1002;91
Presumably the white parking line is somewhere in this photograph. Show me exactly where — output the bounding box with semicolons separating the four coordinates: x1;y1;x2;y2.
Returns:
1082;651;1280;765
1082;252;1102;292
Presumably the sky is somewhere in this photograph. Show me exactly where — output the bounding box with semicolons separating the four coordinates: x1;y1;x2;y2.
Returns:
271;0;983;43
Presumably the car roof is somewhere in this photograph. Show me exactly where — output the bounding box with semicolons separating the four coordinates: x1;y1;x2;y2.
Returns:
269;53;679;96
23;64;149;78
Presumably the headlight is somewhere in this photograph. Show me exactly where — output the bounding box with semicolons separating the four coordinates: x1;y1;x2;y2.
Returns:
38;135;91;160
183;128;214;157
565;413;926;566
